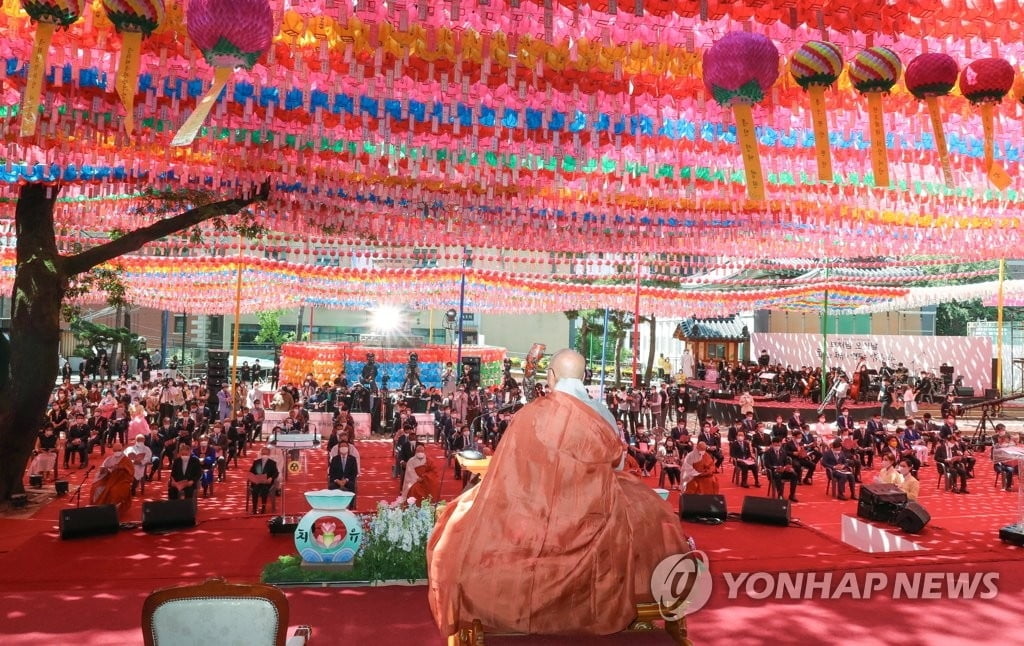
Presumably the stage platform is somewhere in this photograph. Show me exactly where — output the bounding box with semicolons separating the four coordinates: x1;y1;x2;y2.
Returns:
2;412;1023;645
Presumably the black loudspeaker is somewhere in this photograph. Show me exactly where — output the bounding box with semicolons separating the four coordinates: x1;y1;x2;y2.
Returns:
207;350;229;387
406;397;428;414
740;496;791;527
28;474;43;488
750;389;763;396
142;499;197;532
59;505;119;539
985;389;1000;400
679;494;727;522
11;494;28;508
894;502;931;534
774;392;791;403
957;387;974;397
55;480;69;495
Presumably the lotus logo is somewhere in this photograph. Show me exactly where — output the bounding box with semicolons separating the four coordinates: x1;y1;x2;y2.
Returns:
650;550;713;621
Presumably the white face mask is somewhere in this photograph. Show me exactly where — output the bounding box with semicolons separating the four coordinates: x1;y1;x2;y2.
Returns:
113;451;123;458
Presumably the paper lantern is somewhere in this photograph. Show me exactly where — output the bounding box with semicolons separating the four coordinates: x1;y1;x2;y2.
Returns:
18;0;85;137
172;0;275;147
849;47;902;189
103;0;165;135
959;58;1015;189
789;41;843;183
703;32;780;202
905;53;959;188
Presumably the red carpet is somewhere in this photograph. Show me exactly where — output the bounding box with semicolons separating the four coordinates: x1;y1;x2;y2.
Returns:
2;434;1024;645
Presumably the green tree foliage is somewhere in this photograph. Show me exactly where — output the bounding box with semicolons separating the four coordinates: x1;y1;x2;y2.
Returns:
253;310;296;346
70;320;144;359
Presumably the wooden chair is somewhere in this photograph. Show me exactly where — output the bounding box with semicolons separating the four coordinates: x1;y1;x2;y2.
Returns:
142;578;311;646
448;604;692;646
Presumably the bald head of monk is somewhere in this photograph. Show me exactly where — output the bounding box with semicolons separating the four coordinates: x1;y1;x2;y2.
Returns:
546;349;586;388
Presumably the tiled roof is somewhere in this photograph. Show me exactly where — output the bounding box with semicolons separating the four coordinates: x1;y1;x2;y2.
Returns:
675;317;748;341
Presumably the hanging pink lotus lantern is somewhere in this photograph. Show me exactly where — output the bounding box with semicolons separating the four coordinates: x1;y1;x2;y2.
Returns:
18;0;85;137
905;53;959;187
172;0;275;146
848;47;902;188
703;32;780;202
103;0;165;135
789;40;843;183
959;58;1015;188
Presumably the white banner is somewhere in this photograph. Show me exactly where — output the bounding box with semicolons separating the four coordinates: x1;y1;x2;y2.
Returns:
750;333;992;395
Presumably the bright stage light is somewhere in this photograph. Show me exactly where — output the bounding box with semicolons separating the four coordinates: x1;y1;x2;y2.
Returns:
370;305;403;334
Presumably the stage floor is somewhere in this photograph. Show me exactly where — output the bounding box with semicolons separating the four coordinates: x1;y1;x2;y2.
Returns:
1;414;1023;645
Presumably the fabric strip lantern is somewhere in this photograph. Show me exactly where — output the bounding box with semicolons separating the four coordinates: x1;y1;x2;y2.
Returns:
905;53;959;188
959;58;1016;190
789;40;843;183
703;32;780;202
172;0;275;146
18;0;85;137
103;0;165;135
848;47;902;189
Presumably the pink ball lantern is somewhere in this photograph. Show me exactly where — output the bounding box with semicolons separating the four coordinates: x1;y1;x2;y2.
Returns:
958;58;1016;186
703;32;780;201
905;53;959;187
172;0;275;146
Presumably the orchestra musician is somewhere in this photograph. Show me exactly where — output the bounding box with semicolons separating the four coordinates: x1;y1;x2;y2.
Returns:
763;437;799;502
855;357;870;403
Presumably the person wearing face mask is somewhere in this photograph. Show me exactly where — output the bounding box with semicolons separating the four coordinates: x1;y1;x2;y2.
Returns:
897;460;920;501
168;443;202;500
247;448;279;514
681;441;720;495
400;444;439;504
124;433;153;496
30;423;60;480
91;442;135;518
328;441;359;508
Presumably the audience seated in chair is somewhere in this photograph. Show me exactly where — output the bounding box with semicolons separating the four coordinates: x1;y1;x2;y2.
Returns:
248;447;280;515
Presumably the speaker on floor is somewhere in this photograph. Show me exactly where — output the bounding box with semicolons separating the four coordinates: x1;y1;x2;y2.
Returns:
59;505;119;539
679;494;727;523
773;392;791;403
894;501;931;534
985;389;1000;400
55;480;69;496
142;499;197;532
740;496;791;527
956;387;974;398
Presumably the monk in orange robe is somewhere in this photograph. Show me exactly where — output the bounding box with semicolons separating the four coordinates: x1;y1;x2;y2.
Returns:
682;441;720;495
401;444;441;503
427;350;690;637
90;443;134;519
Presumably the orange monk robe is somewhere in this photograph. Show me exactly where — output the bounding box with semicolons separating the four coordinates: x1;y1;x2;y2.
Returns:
683;451;719;495
427;391;689;636
91;455;134;519
406;457;440;502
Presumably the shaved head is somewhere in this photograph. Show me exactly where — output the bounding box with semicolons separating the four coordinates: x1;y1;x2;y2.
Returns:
547;349;586;387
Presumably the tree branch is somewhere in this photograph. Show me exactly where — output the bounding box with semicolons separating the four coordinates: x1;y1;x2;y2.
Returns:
62;179;271;276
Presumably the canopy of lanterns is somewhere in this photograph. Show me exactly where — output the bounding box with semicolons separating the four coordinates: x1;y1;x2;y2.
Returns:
0;0;1023;315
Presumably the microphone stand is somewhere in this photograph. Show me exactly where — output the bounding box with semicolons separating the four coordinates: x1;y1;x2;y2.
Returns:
72;465;95;508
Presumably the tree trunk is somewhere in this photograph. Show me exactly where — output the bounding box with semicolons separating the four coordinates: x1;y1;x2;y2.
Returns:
613;332;624;388
0;184;65;500
644;315;657;386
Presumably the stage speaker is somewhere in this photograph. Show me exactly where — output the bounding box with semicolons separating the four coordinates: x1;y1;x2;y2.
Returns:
740;496;791;527
406;397;428;414
894;502;931;534
55;480;69;496
773;392;791;403
142;499;197;532
207;349;229;387
28;474;43;488
750;389;763;396
679;494;727;523
956;387;974;398
985;389;1000;400
59;505;119;539
11;494;28;509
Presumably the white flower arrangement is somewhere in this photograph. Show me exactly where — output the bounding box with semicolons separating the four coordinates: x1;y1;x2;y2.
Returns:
357;499;439;581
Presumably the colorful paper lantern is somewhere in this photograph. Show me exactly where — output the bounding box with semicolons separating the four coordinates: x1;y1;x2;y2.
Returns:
172;0;275;146
849;47;902;189
18;0;85;137
103;0;165;135
703;32;780;202
905;53;959;188
789;41;843;183
959;58;1016;189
